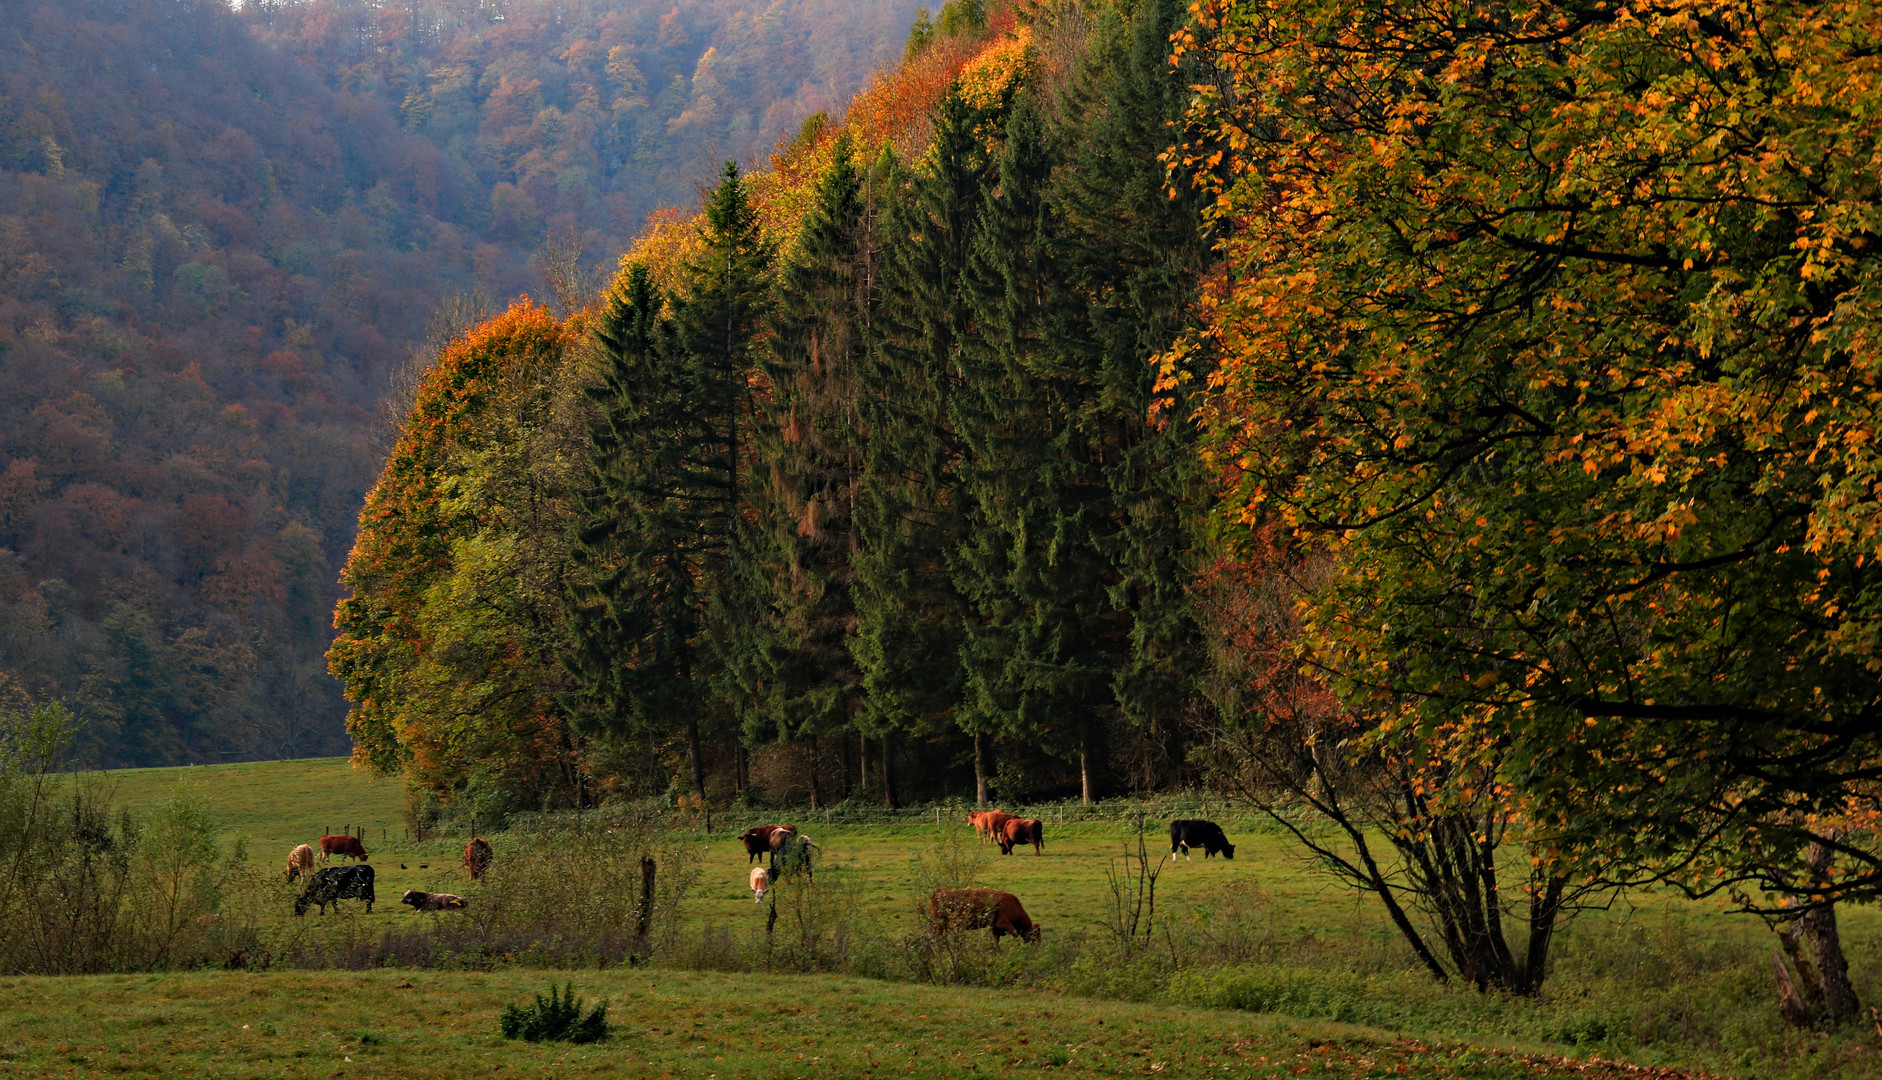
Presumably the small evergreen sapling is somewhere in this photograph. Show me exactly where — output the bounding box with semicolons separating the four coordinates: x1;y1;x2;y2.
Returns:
498;983;610;1043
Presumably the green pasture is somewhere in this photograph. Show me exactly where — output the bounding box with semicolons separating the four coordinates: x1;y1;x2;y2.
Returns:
65;759;1882;1078
0;967;1696;1080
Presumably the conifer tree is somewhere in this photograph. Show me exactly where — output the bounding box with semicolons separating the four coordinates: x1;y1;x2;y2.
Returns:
1051;0;1212;768
737;137;875;807
564;163;772;798
852;94;996;805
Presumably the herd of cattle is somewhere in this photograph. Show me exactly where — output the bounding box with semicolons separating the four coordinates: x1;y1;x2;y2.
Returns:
274;812;1236;940
737;812;1238;945
281;834;491;916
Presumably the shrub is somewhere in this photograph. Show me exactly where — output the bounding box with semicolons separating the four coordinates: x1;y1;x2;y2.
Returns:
498;983;610;1043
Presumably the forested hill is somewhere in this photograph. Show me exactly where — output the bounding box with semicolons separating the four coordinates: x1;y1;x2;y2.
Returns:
0;0;920;768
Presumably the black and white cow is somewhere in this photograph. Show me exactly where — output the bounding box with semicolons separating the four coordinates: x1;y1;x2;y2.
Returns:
1169;819;1235;861
295;864;376;915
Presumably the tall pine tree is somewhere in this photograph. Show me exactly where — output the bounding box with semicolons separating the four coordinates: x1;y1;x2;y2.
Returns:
564;164;772;799
736;136;876;807
852;94;998;806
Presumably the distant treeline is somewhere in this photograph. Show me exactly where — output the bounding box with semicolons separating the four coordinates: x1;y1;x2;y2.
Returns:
0;0;920;766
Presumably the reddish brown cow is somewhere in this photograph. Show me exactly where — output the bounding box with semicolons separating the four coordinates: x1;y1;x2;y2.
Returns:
974;811;1017;846
318;834;368;862
464;837;493;881
740;825;796;864
966;810;1010;841
997;817;1043;855
928;888;1042;943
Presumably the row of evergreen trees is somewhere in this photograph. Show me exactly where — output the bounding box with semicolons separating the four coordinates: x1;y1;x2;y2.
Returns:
559;0;1211;805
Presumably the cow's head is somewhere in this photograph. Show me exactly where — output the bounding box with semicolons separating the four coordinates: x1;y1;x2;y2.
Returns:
1220;842;1236;860
1022;923;1043;944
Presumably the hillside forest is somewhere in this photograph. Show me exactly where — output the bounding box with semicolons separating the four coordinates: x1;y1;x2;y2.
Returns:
320;0;1882;1024
0;0;921;765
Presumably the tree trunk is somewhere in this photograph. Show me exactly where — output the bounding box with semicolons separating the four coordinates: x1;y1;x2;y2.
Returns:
880;731;898;808
858;734;869;797
1079;746;1092;806
839;733;853;801
974;733;989;809
735;743;748;794
808;734;820;810
1771;835;1863;1026
686;716;705;798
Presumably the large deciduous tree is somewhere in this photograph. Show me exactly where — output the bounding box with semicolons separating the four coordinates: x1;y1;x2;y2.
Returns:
1177;0;1882;1021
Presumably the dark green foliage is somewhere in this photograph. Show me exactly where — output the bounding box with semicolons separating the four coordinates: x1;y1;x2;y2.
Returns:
852;95;997;769
736;138;875;804
499;983;611;1044
562;165;773;797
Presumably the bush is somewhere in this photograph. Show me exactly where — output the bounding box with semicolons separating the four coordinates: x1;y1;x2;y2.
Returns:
499;983;610;1043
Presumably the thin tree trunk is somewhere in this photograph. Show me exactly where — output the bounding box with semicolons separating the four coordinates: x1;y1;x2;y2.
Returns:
839;733;853;801
1079;745;1092;806
686;716;705;798
858;734;869;797
808;734;820;810
735;743;748;794
974;733;989;808
881;731;897;808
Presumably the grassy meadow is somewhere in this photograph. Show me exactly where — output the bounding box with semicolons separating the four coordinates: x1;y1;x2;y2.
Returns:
26;758;1882;1079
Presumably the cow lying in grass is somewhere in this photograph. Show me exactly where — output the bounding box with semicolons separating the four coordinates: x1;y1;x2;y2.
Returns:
401;889;467;912
295;864;375;915
928;888;1041;943
283;843;315;883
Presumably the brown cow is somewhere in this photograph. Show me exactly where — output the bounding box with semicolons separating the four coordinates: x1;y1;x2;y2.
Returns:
972;810;1017;845
283;843;315;882
318;834;368;862
928;888;1042;943
740;825;796;864
967;810;1010;841
401;889;467;912
997;817;1043;855
464;837;493;880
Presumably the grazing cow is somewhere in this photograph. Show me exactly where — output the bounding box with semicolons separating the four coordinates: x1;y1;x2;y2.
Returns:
750;866;770;903
770;832;817;880
400;889;467;912
972;810;1017;845
928;888;1042;943
283;843;315;883
997;817;1044;856
1168;819;1236;861
741;825;796;864
318;834;369;862
464;837;493;881
295;865;376;915
967;810;1008;840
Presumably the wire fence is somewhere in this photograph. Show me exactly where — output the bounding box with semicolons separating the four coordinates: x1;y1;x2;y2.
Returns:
487;794;1289;842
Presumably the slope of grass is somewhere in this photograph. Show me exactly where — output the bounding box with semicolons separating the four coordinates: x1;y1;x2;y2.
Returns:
76;757;406;852
0;968;1714;1080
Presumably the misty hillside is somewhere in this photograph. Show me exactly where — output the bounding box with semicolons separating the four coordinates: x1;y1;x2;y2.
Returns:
0;0;920;766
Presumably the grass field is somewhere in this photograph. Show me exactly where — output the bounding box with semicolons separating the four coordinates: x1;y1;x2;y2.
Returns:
50;758;1882;1079
0;967;1714;1080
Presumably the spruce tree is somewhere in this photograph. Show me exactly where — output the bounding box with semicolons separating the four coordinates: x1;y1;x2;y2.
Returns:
736;138;874;807
1051;0;1212;783
852;94;996;805
563;163;772;799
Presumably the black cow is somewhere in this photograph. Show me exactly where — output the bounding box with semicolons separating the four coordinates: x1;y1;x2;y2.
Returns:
1169;819;1235;861
295;864;376;915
